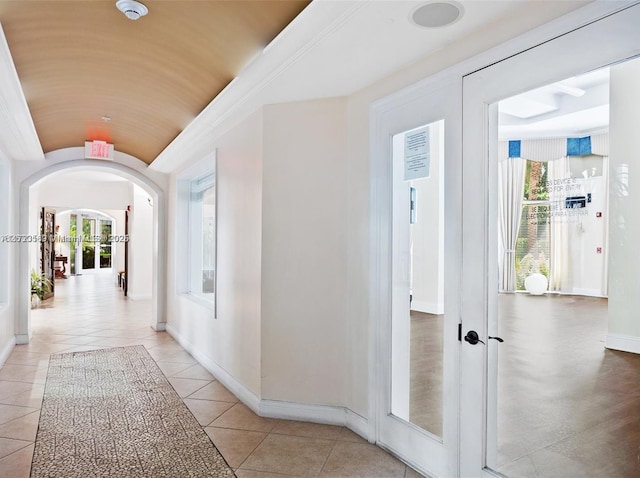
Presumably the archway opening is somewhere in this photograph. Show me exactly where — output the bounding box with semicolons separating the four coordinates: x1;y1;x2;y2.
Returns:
17;159;166;343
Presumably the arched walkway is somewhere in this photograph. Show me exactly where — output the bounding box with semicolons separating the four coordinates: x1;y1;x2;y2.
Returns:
16;159;166;343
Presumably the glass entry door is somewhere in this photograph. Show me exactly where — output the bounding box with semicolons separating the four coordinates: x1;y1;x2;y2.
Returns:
460;5;640;476
372;78;460;478
82;217;96;270
100;220;112;269
69;214;77;275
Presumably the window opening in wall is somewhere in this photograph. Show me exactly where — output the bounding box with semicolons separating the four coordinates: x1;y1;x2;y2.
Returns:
189;172;215;300
515;160;550;290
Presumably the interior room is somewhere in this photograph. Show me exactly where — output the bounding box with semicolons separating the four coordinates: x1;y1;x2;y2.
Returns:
492;61;640;477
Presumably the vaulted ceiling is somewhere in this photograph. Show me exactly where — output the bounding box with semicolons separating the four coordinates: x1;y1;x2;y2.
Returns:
0;0;309;164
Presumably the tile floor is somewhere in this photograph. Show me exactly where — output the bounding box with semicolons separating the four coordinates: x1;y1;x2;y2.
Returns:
0;273;422;478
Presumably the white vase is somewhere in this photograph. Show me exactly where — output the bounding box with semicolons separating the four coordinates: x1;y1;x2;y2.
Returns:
31;294;41;309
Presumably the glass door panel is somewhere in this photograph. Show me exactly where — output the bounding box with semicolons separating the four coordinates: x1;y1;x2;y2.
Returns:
391;121;445;438
69;214;77;275
100;221;112;268
493;68;614;476
460;6;640;476
82;218;95;269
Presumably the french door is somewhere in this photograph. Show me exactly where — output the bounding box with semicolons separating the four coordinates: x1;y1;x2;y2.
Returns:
460;4;640;476
372;77;461;478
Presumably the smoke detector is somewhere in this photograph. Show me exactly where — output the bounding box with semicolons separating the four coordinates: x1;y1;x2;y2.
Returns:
116;0;148;21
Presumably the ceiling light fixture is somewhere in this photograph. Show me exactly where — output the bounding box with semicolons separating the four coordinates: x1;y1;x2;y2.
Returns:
554;82;586;97
410;1;464;29
116;0;148;21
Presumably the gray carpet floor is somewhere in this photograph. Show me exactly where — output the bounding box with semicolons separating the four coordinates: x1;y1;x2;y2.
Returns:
30;345;235;477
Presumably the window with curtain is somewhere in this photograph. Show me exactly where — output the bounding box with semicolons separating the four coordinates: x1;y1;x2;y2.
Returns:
515;160;550;290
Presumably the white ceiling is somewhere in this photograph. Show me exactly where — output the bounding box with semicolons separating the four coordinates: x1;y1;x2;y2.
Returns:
499;67;610;140
150;0;593;172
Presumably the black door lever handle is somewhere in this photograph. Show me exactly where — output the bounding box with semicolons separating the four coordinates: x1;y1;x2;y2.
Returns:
464;330;484;345
488;336;504;342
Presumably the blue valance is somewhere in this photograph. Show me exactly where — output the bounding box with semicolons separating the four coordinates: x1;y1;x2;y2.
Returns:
508;140;521;158
567;136;592;156
500;133;608;162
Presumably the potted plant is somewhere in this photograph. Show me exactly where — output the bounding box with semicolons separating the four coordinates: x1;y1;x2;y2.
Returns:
30;269;52;308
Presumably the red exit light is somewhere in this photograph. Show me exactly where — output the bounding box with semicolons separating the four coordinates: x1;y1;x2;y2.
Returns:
85;140;114;160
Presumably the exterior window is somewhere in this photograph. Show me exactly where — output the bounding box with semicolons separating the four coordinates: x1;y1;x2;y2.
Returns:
515;160;550;290
189;173;215;299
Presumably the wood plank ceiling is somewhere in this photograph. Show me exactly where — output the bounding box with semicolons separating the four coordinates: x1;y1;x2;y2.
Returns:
0;0;309;164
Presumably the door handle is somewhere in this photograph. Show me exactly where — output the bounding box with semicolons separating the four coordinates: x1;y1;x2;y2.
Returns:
464;330;484;345
489;336;504;342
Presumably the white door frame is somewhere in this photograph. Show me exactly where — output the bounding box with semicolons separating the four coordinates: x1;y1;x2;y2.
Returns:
460;3;640;476
369;71;462;477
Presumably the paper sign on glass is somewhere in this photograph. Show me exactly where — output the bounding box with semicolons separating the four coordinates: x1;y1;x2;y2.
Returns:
404;127;430;181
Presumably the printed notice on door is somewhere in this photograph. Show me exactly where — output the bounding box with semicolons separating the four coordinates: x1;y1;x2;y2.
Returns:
404;127;430;181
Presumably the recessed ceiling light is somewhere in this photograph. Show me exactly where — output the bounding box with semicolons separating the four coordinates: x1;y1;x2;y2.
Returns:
116;0;148;21
410;1;464;29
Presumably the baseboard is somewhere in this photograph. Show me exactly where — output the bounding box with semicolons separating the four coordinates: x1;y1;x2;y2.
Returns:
410;300;444;315
165;323;261;413
0;336;16;368
259;399;369;440
606;333;640;355
127;293;152;301
15;334;29;345
259;399;346;425
345;408;370;441
165;323;370;441
570;288;606;298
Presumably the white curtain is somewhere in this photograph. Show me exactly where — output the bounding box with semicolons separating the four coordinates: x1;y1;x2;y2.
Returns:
548;156;572;292
498;155;526;291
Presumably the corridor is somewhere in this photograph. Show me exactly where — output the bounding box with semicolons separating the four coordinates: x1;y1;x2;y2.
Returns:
0;273;420;477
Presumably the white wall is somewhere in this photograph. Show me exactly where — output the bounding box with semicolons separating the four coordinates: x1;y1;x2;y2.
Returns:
167;99;349;410
167;109;263;397
0;157;14;366
36;179;131;211
28;183;40;275
564;173;607;296
128;184;153;299
261;98;348;406
607;58;640;352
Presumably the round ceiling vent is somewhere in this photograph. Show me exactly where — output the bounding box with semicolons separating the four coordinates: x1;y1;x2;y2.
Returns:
410;1;464;29
116;0;148;21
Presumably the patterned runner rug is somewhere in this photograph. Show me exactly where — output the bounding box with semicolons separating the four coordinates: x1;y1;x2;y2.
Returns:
31;345;235;477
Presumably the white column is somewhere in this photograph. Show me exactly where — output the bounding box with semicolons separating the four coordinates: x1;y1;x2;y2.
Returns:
607;57;640;354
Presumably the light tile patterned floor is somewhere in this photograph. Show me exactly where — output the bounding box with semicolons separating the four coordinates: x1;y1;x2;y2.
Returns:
0;272;423;477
